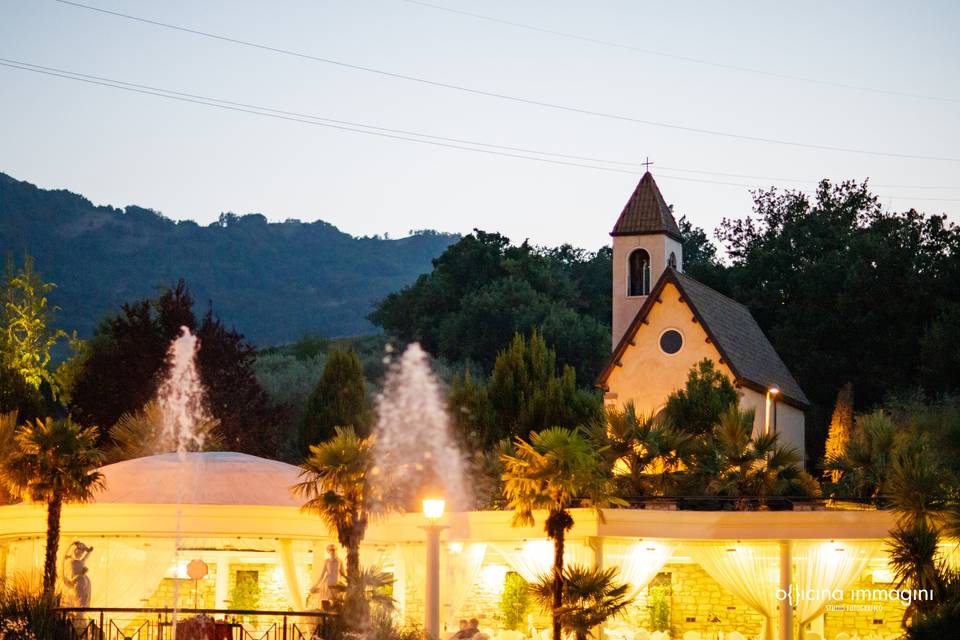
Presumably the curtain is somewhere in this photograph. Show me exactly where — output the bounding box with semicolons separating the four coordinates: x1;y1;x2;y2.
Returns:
396;542;425;620
278;539;306;610
86;538;177;609
690;542;780;640
493;540;593;583
5;538;43;589
793;540;881;627
603;540;675;599
444;543;486;622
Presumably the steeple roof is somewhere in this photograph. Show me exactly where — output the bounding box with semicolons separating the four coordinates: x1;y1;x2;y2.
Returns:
611;172;682;241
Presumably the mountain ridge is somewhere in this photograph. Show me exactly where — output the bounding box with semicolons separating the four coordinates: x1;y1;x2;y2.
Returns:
0;171;459;344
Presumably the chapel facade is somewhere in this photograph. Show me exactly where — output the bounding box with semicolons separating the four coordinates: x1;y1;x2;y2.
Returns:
596;172;808;458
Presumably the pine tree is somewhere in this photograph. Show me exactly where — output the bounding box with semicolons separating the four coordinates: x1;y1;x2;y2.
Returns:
299;348;369;450
824;382;854;483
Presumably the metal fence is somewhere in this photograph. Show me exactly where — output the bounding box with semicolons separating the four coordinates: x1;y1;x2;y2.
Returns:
54;607;338;640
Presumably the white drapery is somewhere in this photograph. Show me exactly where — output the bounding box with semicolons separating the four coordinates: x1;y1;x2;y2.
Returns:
444;543;486;621
603;540;675;599
396;542;425;620
793;540;881;627
4;538;43;589
87;538;177;608
278;539;306;610
690;542;780;640
492;540;593;583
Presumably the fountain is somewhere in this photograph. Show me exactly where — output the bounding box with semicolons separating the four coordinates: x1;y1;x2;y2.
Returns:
155;326;211;634
371;343;471;513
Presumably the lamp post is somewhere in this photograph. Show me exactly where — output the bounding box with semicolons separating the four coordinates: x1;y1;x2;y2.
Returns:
421;498;447;640
765;387;780;435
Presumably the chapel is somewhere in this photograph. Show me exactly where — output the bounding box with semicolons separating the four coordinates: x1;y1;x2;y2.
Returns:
596;172;808;457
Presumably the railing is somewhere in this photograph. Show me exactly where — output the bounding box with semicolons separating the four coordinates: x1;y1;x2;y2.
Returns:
482;495;881;511
54;607;339;640
619;495;880;510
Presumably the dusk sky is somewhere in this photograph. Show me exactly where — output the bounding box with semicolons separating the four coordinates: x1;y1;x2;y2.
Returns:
2;0;958;251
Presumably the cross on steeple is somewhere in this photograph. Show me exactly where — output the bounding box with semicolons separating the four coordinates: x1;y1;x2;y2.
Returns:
642;157;654;172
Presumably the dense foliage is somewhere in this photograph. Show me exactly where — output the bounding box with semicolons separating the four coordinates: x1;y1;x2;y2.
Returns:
712;179;960;458
299;348;371;450
0;172;457;344
448;332;601;447
0;417;103;596
370;231;612;380
68;281;285;457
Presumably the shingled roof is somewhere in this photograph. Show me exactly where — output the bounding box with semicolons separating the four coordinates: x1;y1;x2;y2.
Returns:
597;268;809;408
611;172;682;240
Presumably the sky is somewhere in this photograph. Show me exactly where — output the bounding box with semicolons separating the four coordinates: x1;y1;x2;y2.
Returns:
1;0;958;251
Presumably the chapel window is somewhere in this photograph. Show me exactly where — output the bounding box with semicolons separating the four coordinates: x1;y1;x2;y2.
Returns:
628;249;651;296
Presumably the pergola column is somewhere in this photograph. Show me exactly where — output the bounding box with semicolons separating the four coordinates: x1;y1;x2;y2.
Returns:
779;540;793;640
215;557;230;609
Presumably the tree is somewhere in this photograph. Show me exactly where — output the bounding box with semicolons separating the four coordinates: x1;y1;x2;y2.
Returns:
293;427;383;630
0;417;103;596
487;332;601;443
718;180;960;457
370;231;612;379
530;566;632;640
448;332;601;447
823;383;854;483
502;427;623;640
300;348;369;450
69;281;284;457
0;362;43;422
104;400;222;463
1;254;66;398
698;405;817;508
588;403;695;498
664;359;738;435
823;410;898;500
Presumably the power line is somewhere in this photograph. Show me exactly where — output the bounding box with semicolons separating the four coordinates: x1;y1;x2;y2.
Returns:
3;59;959;204
10;58;953;190
401;0;959;104
49;0;960;164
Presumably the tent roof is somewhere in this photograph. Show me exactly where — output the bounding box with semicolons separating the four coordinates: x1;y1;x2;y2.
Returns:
96;451;304;507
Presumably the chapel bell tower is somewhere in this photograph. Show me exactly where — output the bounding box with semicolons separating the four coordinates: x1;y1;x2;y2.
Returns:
610;171;684;347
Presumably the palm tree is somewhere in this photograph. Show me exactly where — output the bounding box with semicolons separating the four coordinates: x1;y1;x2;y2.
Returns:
0;411;19;504
530;565;632;640
587;403;695;498
0;417;103;596
105;400;222;463
502;427;623;640
699;406;816;509
823;409;897;501
293;426;381;628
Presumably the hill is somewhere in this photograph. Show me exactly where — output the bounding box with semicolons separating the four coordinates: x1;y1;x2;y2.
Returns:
0;172;458;344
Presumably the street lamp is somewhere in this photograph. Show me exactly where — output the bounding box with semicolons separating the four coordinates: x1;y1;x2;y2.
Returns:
421;497;447;640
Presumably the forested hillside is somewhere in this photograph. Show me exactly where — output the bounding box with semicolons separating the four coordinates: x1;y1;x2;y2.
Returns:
0;172;458;343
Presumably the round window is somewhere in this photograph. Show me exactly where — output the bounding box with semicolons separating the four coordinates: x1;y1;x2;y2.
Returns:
659;329;683;355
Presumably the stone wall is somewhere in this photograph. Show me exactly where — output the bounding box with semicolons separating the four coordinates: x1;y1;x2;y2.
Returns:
627;563;765;637
144;562;292;611
821;572;907;640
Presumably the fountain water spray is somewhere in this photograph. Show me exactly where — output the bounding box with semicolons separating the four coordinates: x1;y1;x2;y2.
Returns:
372;343;470;512
156;327;211;635
158;327;210;457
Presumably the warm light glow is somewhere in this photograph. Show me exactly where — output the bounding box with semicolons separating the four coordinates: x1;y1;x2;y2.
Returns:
422;498;445;521
872;569;895;583
481;564;508;594
448;542;463;554
768;387;780;396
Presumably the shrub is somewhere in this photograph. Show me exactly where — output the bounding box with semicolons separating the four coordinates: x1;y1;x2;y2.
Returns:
0;583;73;640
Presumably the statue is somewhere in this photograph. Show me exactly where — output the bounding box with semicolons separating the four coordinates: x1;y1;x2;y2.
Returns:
62;541;93;608
306;544;340;609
